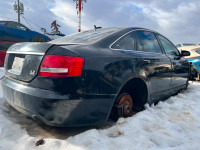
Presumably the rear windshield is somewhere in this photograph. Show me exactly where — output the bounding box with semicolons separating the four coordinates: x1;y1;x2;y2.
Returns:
0;21;6;26
50;28;120;44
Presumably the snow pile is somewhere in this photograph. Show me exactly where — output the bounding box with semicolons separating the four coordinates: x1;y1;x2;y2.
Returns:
0;66;200;150
67;84;200;150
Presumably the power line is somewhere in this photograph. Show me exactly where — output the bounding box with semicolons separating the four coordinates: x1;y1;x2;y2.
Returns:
21;15;36;31
21;14;42;29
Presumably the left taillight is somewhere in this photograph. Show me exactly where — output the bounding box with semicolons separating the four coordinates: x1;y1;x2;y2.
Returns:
38;55;84;77
0;51;6;67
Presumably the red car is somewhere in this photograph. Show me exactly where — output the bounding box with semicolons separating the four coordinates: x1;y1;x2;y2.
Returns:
0;41;16;67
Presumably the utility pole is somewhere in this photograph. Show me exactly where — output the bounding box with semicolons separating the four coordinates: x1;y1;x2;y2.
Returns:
78;0;81;32
17;0;20;23
73;0;87;32
14;0;24;23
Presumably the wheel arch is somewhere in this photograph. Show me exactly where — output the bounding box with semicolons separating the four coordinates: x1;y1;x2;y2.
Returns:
115;77;149;109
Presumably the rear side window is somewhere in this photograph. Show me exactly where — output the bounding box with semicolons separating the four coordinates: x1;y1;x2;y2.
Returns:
157;35;180;56
136;31;162;54
111;32;135;50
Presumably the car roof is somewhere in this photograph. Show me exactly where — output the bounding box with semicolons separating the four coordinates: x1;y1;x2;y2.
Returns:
50;27;160;45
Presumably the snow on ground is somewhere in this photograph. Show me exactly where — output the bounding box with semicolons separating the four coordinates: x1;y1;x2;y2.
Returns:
0;67;200;150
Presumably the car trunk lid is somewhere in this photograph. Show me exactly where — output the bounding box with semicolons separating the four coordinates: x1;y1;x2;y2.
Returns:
4;42;53;82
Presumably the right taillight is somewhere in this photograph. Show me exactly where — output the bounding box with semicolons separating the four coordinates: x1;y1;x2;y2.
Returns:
38;55;84;77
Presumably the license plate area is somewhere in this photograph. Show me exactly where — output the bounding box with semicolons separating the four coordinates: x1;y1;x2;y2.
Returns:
8;56;25;75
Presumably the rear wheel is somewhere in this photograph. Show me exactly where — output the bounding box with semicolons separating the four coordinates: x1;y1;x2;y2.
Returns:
113;93;133;119
32;35;45;42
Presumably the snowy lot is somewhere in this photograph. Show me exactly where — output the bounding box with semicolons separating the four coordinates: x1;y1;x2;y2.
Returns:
0;68;200;150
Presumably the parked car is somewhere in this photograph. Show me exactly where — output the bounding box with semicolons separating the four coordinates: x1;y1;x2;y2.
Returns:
178;46;200;80
1;27;190;127
0;41;16;67
0;21;51;42
176;43;196;48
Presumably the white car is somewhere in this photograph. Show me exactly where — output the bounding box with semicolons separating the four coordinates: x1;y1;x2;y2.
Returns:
177;45;200;58
178;45;200;80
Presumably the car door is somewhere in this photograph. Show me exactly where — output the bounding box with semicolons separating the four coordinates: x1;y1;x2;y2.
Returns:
156;34;189;93
135;31;172;101
4;22;29;42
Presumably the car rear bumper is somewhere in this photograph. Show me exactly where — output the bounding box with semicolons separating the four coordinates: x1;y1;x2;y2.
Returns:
1;77;115;127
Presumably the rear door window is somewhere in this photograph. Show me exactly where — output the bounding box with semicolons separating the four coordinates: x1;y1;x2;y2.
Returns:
136;31;162;54
111;32;135;50
157;34;180;56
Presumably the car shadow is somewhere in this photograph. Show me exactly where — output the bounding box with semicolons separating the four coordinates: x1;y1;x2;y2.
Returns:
0;98;115;140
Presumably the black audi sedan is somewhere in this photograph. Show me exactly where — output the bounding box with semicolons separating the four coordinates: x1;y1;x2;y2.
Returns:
1;27;190;127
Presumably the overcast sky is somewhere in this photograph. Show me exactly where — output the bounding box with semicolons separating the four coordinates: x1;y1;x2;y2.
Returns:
0;0;200;44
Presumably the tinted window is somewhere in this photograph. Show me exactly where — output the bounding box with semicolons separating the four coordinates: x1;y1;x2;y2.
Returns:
157;35;180;56
136;31;162;53
111;32;135;50
50;28;119;44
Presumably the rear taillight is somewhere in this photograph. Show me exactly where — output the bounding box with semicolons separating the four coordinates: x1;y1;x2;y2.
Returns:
38;55;84;77
0;51;6;67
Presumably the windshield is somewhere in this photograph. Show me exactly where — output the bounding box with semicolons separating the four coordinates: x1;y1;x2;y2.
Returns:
50;28;120;44
183;43;196;46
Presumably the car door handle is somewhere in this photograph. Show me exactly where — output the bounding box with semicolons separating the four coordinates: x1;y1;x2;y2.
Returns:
144;60;150;64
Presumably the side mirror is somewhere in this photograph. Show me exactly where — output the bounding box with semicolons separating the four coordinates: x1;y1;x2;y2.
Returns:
181;50;190;57
26;28;29;32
